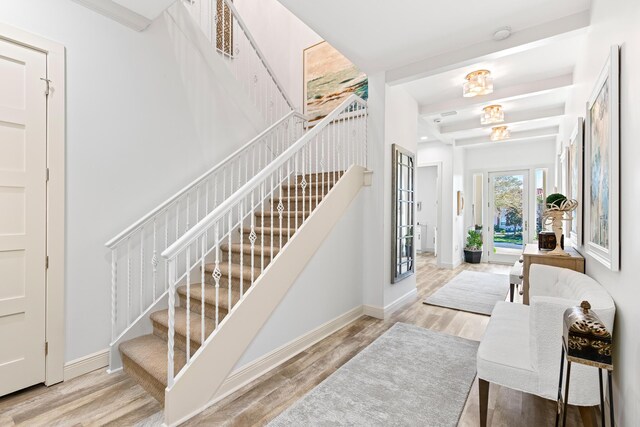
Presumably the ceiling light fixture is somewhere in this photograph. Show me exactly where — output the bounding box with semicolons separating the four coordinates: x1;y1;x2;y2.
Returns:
420;136;429;141
481;105;505;125
493;26;512;41
490;126;511;141
463;69;493;97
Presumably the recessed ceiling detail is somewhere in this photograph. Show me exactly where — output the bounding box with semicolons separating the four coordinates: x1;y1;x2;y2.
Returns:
463;70;493;98
490;126;511;141
481;105;505;125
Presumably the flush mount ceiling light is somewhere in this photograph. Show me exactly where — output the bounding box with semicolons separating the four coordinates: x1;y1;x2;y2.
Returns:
420;136;429;141
463;69;493;98
493;26;512;41
481;105;505;125
490;126;511;141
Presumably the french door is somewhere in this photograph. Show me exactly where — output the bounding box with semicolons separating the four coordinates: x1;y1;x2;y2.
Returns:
487;170;530;264
0;38;47;395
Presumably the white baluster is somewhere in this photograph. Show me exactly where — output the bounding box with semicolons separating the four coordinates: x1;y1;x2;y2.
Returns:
111;248;117;342
126;237;131;325
167;258;176;388
140;228;144;315
185;246;191;361
213;224;221;327
227;212;232;311
152;218;158;301
239;201;244;296
200;235;205;345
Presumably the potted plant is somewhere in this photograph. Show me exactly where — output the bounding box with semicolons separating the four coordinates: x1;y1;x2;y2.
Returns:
464;226;483;264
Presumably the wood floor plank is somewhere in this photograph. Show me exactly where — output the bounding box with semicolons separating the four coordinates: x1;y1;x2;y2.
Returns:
0;253;585;426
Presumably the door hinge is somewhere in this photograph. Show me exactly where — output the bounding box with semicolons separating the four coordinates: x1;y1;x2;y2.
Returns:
45;341;49;356
45;256;49;269
40;77;51;97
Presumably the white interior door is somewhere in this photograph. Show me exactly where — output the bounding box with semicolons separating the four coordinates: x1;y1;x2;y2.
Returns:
487;170;529;264
0;38;47;396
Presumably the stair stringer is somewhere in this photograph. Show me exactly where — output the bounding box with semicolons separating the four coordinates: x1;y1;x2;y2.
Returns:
163;165;366;426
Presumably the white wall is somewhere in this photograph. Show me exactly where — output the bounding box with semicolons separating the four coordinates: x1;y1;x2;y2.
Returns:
417;142;456;267
416;166;438;252
236;191;364;367
234;0;321;112
560;0;640;423
0;0;261;362
382;85;418;306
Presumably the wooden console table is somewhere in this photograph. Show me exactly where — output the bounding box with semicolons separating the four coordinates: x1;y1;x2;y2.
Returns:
522;244;585;305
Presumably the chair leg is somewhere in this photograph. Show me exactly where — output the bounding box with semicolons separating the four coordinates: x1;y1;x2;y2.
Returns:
578;406;598;427
479;378;489;427
509;283;515;302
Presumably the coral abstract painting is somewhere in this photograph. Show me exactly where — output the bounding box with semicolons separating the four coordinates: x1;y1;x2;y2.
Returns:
304;41;368;122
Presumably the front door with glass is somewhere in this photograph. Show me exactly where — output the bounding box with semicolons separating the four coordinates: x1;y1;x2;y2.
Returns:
488;171;529;263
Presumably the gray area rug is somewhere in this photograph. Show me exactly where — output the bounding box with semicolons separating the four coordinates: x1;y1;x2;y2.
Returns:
268;323;479;427
423;270;509;315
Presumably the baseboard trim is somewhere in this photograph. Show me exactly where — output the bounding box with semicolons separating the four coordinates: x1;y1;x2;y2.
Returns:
64;348;109;381
214;305;365;401
383;288;418;319
363;288;418;320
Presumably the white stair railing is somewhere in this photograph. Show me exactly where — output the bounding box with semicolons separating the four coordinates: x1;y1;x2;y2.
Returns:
106;112;306;345
161;95;368;386
183;0;295;124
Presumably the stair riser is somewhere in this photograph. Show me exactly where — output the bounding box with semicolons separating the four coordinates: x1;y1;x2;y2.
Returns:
152;323;202;357
201;273;258;290
240;231;293;245
121;353;167;405
271;199;321;210
294;173;342;184
257;215;309;228
221;249;279;266
178;294;229;321
280;185;332;197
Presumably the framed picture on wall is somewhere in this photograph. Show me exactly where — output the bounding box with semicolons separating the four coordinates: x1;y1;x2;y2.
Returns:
303;41;368;122
584;45;620;271
568;117;584;246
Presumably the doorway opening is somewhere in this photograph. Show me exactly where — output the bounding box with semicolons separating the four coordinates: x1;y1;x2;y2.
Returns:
416;163;441;265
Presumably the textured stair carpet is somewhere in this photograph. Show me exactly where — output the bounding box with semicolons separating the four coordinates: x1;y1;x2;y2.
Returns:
423;270;509;315
268;323;478;427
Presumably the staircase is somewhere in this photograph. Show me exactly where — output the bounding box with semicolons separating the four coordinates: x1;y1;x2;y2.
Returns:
118;170;343;404
105;1;368;424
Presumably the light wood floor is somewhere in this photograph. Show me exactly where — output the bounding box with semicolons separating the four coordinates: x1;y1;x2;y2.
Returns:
0;254;584;426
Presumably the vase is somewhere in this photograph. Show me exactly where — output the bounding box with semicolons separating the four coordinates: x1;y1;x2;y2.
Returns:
547;210;569;256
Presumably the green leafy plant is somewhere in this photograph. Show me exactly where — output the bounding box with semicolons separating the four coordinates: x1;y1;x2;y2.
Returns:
465;229;483;251
546;193;567;208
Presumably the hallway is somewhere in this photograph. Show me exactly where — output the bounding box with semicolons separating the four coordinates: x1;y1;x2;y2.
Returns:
0;254;584;426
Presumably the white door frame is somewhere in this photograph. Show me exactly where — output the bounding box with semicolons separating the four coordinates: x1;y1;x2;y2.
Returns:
0;23;66;386
487;169;529;264
417;161;442;267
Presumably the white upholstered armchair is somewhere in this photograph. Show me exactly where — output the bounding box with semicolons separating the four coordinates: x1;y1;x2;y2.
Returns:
477;264;615;426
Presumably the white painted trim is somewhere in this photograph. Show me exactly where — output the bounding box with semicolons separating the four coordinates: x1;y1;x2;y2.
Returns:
70;0;151;31
362;305;385;319
63;349;109;381
387;11;590;85
215;306;364;400
383;288;418;319
363;287;418;320
0;22;66;387
164;165;366;426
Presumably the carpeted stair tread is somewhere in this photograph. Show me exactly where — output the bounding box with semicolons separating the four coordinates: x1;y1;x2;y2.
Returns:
271;195;323;203
204;261;260;279
239;226;297;235
221;242;281;256
255;210;312;218
150;307;215;345
177;283;242;311
119;334;186;391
